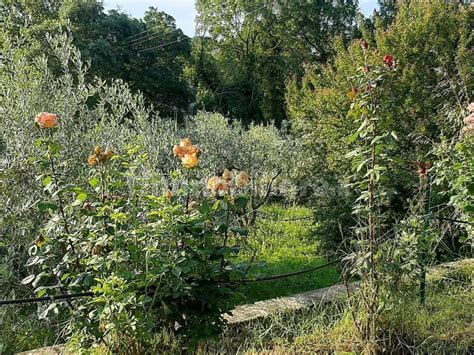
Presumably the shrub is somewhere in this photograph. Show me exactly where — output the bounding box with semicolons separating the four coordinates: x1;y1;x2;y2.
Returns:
286;0;473;254
22;128;252;350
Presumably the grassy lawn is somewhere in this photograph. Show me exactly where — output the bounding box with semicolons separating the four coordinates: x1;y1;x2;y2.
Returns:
235;204;341;304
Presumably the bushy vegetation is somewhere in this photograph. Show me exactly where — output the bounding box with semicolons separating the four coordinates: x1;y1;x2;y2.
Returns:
202;260;473;354
0;0;472;353
237;205;340;304
287;0;473;253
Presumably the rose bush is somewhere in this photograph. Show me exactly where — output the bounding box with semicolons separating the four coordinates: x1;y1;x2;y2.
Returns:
22;119;252;350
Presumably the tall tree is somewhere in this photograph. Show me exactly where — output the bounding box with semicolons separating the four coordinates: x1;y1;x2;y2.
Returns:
190;0;359;125
0;1;192;118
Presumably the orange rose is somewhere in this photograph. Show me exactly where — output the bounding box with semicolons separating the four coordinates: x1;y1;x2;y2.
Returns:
182;153;199;168
105;149;114;160
35;112;58;129
207;176;222;191
173;145;185;157
186;145;200;156
88;155;99;166
179;137;192;148
222;169;233;181
235;171;250;188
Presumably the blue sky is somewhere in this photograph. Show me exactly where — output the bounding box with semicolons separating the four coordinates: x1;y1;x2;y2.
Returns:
103;0;379;37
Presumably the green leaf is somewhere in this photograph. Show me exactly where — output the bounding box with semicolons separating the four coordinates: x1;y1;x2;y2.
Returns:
348;131;359;143
89;177;100;188
345;149;359;159
42;176;53;187
463;205;474;213
230;227;248;236
77;192;88;202
199;200;210;214
232;194;249;211
38;201;58;212
467;183;474;195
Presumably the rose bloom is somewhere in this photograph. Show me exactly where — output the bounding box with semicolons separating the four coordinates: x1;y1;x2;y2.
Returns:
383;55;395;68
105;150;114;160
463;113;474;126
173;145;186;158
88;155;99;166
179;137;192;148
35;112;58;128
360;39;369;50
462;124;474;136
182;153;199;168
186;145;200;156
207;176;230;194
235;171;250;188
166;190;174;199
222;168;233;181
207;176;222;191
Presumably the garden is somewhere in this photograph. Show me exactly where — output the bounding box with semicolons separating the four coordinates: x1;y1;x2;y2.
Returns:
0;0;473;354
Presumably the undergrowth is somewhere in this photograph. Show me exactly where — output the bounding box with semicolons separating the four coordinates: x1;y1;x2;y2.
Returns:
201;259;473;354
236;204;340;304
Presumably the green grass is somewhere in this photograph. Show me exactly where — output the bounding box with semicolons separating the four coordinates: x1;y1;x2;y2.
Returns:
201;259;474;354
235;204;340;304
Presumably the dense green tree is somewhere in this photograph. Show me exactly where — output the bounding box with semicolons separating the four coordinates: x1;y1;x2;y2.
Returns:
377;0;398;26
190;0;359;125
0;1;192;117
287;0;473;251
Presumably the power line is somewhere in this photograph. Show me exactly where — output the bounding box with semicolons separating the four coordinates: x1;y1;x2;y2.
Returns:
242;259;340;283
138;38;186;53
435;216;473;226
129;28;180;46
123;27;155;42
257;210;314;222
0;292;93;306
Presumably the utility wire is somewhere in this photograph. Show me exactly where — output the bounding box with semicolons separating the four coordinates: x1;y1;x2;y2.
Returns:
138;38;186;53
0;260;340;306
124;28;156;42
241;259;340;283
435;216;473;226
257;210;314;222
129;28;180;46
0;292;93;306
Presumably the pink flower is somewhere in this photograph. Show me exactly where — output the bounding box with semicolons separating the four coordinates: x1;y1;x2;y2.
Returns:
35;112;58;128
464;113;474;126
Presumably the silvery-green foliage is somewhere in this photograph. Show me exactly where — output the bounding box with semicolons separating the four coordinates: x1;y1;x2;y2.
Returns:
1;31;300;300
185;112;300;202
0;32;157;299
